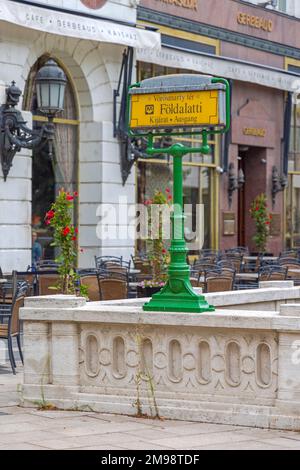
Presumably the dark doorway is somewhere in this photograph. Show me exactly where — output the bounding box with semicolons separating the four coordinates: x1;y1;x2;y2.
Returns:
237;146;267;252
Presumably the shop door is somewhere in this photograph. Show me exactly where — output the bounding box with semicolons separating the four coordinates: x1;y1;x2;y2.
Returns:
237;146;267;252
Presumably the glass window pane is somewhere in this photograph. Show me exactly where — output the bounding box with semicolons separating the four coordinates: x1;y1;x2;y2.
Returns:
286;174;300;248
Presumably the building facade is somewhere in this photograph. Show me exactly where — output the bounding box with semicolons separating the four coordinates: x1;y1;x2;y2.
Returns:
0;0;160;272
0;0;300;274
137;0;300;255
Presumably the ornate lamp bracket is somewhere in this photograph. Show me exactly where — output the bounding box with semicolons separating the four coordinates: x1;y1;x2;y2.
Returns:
0;81;55;181
272;165;288;209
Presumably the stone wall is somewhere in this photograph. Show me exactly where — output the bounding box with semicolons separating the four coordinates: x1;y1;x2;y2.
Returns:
20;287;300;430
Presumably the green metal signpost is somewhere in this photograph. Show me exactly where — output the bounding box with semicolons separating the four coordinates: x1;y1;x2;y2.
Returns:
127;74;231;313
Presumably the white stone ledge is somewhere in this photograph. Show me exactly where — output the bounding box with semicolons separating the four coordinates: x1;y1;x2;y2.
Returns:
21;297;300;332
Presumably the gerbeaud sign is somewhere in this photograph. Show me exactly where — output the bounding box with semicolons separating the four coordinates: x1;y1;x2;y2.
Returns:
26;0;136;24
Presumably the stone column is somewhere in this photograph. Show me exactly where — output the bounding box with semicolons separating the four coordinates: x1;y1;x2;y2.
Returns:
0;82;32;272
51;322;80;387
276;304;300;414
23;322;50;386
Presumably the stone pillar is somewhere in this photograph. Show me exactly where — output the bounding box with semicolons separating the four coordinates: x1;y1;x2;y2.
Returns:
20;296;86;403
23;322;50;386
51;322;80;386
0;82;32;272
276;304;300;414
79;121;135;267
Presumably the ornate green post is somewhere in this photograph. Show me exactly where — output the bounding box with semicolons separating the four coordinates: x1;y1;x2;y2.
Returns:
143;143;214;312
127;75;230;313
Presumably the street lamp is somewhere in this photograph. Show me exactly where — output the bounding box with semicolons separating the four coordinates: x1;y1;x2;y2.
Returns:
0;59;67;181
36;59;67;118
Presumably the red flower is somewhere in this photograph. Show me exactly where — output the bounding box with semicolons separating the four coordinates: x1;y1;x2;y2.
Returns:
162;248;167;254
72;236;77;241
46;210;55;220
269;214;273;220
265;221;270;225
75;228;79;234
145;199;152;206
165;188;171;193
255;206;259;211
66;195;74;201
74;192;78;197
62;226;71;236
45;220;51;226
168;194;172;201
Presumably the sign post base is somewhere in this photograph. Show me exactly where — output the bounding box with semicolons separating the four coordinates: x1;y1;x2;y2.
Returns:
143;281;215;313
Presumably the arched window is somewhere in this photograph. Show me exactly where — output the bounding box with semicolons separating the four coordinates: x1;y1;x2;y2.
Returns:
24;56;79;260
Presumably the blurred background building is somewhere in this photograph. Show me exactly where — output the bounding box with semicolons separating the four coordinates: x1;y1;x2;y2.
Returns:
0;0;300;272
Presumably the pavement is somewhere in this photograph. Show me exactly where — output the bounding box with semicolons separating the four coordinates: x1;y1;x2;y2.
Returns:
1;363;300;450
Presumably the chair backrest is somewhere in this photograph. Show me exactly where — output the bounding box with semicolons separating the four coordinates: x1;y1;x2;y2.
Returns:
279;258;300;267
99;278;127;300
280;250;298;259
38;274;60;295
95;256;122;269
80;275;101;301
258;265;287;281
36;260;59;271
205;276;233;293
222;254;243;273
10;295;25;336
225;247;249;255
104;264;128;274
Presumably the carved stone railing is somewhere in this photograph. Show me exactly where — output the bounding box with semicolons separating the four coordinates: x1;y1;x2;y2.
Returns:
20;287;300;430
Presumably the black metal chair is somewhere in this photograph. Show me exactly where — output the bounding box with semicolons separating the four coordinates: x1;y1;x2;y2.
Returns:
0;282;28;374
258;265;288;282
94;256;122;270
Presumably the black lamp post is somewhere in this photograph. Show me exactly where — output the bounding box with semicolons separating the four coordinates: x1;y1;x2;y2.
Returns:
0;59;67;181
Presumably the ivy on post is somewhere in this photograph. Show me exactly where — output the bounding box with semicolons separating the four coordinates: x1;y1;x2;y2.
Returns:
127;74;231;313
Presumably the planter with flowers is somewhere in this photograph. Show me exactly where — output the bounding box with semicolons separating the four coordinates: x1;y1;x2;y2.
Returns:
249;193;273;254
137;188;172;298
45;190;87;297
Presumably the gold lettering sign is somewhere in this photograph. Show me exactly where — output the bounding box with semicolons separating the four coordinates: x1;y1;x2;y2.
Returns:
129;90;219;130
154;0;198;10
243;127;266;137
237;12;273;32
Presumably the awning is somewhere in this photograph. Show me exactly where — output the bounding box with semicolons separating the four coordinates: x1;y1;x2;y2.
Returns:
136;46;300;92
0;0;161;50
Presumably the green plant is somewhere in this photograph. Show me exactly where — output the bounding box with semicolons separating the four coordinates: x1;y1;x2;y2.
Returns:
250;193;272;253
45;190;88;297
143;188;172;287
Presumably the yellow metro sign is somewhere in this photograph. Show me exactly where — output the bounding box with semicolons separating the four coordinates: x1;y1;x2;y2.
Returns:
130;90;220;130
128;74;227;134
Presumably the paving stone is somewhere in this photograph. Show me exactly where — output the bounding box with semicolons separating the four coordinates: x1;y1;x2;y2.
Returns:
49;421;153;437
0;430;67;446
73;445;124;450
0;442;49;450
259;438;300;449
149;431;254;449
160;422;237;436
193;440;292;450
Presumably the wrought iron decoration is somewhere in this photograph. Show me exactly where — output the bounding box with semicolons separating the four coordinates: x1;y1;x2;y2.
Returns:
0;82;55;181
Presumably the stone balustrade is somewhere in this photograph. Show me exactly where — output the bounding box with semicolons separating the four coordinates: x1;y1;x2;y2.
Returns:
20;286;300;430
